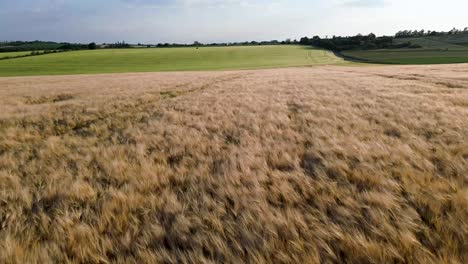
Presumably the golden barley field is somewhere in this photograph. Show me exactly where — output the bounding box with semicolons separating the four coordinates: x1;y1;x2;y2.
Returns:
0;64;467;263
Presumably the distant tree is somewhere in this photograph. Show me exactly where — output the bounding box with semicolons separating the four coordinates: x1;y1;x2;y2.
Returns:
299;37;309;45
448;27;459;34
88;42;97;50
304;33;412;51
464;27;468;33
106;41;130;49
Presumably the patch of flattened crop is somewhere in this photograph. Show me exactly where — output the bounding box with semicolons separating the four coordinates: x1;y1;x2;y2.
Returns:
376;74;420;81
410;74;426;78
300;152;325;178
384;127;402;138
24;93;75;105
378;73;466;89
451;98;468;107
434;81;464;89
287;102;303;114
158;74;247;100
159;91;180;99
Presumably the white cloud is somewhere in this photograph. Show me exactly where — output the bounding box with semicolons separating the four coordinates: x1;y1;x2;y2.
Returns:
342;0;386;8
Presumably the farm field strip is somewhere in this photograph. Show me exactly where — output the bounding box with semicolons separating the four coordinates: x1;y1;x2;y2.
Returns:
394;37;468;50
0;64;467;263
341;49;468;64
347;34;468;64
0;45;351;77
0;51;34;59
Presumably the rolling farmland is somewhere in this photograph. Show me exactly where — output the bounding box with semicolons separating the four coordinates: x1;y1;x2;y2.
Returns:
342;34;468;64
341;49;468;64
394;37;468;50
0;45;349;77
0;64;467;263
0;51;33;59
1;0;467;262
0;32;467;264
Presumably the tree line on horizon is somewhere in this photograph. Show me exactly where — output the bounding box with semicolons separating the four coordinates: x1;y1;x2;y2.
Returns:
395;27;468;38
0;41;132;53
299;34;419;51
0;39;299;53
299;27;468;51
1;27;467;53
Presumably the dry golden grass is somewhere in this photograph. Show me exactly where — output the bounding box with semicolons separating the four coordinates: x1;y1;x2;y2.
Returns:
0;65;467;263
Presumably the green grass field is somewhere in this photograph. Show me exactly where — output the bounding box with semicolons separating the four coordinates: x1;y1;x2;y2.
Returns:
394;37;467;50
0;51;33;59
424;34;468;44
0;45;348;77
341;50;468;64
342;34;468;64
0;41;62;53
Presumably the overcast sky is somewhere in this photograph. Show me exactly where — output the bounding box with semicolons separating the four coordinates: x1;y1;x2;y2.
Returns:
1;0;467;44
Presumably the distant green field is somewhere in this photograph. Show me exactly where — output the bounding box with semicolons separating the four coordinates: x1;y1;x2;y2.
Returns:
394;37;467;50
0;45;349;77
342;34;468;64
0;51;32;59
0;42;62;53
341;50;468;64
424;34;468;44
